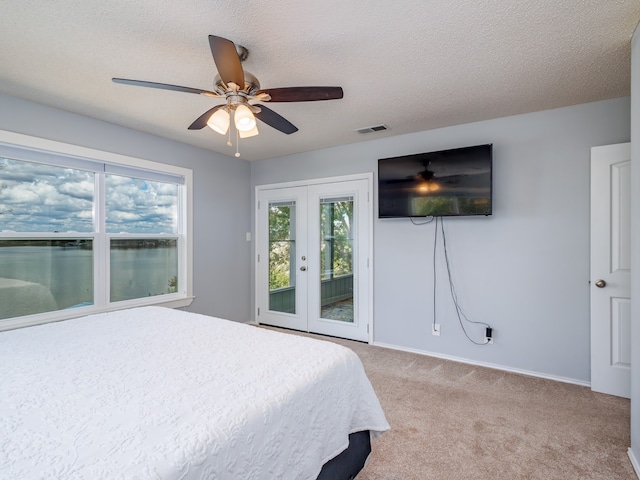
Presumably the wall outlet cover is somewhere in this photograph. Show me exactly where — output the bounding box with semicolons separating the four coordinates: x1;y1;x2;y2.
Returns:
432;324;440;336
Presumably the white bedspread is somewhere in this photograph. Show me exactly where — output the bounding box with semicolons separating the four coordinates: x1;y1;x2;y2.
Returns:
0;306;389;480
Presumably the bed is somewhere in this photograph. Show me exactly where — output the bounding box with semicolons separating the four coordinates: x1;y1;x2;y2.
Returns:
0;306;389;479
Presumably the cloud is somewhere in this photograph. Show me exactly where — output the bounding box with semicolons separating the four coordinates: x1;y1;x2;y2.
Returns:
105;174;178;234
0;158;178;234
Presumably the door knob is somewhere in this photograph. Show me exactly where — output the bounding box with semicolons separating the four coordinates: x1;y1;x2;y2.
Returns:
300;266;307;271
594;279;606;288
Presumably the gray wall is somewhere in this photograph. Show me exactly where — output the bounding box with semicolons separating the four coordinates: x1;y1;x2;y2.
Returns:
630;23;639;471
0;93;252;323
0;91;632;385
252;97;631;383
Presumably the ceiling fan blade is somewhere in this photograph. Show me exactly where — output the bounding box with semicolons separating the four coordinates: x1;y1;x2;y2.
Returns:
112;78;221;97
208;35;245;88
188;105;226;130
254;105;298;134
257;86;343;102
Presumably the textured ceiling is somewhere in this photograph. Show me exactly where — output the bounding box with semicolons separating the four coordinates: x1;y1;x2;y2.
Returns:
1;1;638;161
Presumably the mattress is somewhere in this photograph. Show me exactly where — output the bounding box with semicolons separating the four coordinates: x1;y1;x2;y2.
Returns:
0;306;389;479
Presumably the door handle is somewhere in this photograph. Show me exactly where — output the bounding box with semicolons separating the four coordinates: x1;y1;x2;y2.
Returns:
300;266;307;271
594;279;606;288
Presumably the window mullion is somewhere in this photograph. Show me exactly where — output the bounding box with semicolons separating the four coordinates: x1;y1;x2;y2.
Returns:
94;172;108;307
178;184;188;297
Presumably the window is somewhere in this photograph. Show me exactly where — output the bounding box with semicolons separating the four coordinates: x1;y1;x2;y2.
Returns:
268;201;296;291
320;196;354;280
106;174;180;303
0;131;193;329
268;201;296;314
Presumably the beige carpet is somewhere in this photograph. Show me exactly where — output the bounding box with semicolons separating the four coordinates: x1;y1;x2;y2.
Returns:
274;328;635;480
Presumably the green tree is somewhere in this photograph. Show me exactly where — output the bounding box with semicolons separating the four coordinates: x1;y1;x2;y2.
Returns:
320;200;353;279
268;200;355;290
168;275;178;293
269;205;294;290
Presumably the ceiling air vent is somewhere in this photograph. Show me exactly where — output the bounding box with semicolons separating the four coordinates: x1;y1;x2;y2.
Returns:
355;124;389;134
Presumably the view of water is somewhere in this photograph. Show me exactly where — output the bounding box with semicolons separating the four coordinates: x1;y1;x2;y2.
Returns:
0;246;177;319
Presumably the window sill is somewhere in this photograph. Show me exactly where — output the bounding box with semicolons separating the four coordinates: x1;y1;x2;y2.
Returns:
0;295;195;332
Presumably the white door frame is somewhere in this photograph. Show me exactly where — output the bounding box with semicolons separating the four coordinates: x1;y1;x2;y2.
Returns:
254;173;374;344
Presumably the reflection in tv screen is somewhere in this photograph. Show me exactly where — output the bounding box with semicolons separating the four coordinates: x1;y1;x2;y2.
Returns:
378;144;492;217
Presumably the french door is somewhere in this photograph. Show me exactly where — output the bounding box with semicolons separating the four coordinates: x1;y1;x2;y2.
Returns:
256;175;372;342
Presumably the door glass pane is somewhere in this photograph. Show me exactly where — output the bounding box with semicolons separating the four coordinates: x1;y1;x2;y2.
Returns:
319;196;354;322
268;201;296;313
0;239;94;319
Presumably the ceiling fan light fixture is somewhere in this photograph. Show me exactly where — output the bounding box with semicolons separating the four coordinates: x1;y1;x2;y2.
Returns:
418;181;440;193
207;108;230;134
234;104;257;132
238;124;259;138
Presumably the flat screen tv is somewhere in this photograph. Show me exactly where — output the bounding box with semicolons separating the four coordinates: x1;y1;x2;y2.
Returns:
378;144;492;218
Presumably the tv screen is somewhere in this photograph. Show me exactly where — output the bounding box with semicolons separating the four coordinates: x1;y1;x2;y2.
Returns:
378;144;492;218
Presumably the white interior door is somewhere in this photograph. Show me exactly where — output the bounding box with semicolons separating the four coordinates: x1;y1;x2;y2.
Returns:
590;142;631;398
256;176;372;342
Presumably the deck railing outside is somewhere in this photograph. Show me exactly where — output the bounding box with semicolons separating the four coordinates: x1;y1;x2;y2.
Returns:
269;274;353;314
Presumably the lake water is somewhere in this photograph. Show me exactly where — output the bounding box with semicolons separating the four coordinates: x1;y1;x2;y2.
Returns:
0;246;177;319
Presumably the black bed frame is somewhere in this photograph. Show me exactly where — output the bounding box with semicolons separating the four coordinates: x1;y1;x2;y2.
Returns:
316;430;371;480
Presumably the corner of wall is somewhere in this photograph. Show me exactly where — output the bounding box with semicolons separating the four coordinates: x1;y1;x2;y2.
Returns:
629;21;640;479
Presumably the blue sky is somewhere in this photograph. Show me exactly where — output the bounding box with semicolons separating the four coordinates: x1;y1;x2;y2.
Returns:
0;158;178;234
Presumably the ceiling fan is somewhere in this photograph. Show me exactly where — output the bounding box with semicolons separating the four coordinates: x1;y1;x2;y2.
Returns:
387;162;442;192
113;35;343;155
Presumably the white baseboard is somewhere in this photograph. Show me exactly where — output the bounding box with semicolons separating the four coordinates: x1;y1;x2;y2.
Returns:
372;341;591;387
629;448;640;479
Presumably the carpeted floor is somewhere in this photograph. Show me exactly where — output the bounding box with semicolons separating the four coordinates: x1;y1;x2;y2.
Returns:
275;328;635;480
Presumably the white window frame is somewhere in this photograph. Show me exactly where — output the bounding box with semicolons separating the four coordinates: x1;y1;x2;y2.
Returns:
0;130;194;331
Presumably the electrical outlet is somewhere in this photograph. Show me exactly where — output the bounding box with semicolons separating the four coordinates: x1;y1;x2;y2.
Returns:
485;327;493;344
432;324;440;336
